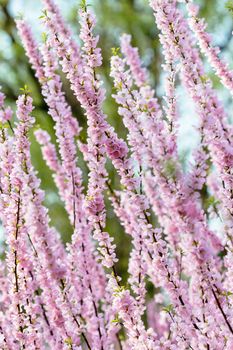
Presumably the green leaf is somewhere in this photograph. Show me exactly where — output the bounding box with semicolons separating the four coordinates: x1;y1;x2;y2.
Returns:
222;290;233;297
0;122;9;130
20;84;31;96
163;159;177;179
39;10;48;19
162;304;174;313
111;314;120;324
200;75;209;84
64;337;73;346
41;32;48;43
111;47;120;56
80;0;87;11
113;285;126;296
226;0;233;12
205;196;220;209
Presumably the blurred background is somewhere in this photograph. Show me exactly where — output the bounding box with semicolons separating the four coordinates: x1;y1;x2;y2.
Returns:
0;0;233;281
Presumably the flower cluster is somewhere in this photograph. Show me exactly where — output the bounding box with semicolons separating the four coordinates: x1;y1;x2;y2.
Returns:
0;0;233;349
